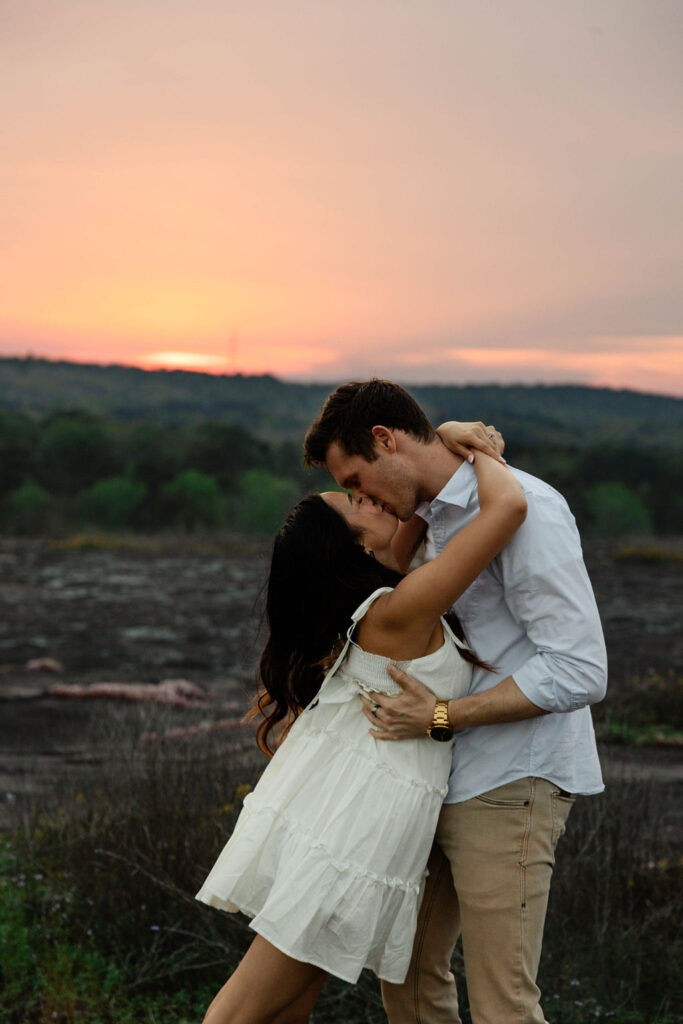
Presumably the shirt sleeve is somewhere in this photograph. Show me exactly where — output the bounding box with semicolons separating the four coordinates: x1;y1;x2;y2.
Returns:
502;489;608;713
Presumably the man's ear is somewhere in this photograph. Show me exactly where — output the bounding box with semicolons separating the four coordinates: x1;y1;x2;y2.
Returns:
371;425;397;453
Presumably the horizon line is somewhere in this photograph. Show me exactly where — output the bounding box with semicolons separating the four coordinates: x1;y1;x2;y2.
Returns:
1;351;682;402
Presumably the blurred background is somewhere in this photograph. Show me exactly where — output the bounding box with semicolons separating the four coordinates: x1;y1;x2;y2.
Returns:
0;2;681;1022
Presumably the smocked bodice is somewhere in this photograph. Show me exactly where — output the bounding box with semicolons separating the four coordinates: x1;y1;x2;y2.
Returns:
340;630;472;699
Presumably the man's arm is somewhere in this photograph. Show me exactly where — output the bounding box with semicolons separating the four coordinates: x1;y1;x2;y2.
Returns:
447;674;548;729
360;667;547;740
499;491;607;714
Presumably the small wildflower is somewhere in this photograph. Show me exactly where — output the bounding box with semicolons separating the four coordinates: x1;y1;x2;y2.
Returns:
150;924;160;931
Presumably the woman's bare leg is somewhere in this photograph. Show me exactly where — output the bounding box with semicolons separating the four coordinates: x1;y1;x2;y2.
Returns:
202;934;326;1024
269;974;327;1024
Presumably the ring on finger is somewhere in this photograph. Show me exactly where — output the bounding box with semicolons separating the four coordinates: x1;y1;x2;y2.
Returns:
371;703;381;718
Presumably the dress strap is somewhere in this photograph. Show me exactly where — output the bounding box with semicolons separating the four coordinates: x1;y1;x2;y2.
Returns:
439;614;473;652
349;586;394;627
344;587;394;643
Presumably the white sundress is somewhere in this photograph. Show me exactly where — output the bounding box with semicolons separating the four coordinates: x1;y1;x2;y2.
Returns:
195;586;472;984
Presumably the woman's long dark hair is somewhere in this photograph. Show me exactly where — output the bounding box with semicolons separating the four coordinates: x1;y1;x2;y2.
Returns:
249;493;489;756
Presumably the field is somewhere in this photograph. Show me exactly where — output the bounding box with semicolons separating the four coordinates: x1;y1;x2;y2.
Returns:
0;534;681;1022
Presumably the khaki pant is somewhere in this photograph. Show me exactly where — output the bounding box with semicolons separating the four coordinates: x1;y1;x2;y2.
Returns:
382;777;575;1024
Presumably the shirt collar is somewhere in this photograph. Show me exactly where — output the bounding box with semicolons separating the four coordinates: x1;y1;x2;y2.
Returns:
416;461;477;523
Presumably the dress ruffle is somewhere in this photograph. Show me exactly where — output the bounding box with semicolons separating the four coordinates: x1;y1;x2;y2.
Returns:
195;800;428;983
302;723;449;798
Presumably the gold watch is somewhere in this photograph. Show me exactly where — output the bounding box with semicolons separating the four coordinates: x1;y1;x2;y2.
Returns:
428;699;454;742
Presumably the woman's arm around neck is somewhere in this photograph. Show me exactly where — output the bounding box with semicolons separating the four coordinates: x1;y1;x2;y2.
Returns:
360;456;526;655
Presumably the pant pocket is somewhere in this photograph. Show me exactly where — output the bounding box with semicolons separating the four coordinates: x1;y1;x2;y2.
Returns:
550;789;575;848
474;778;532;809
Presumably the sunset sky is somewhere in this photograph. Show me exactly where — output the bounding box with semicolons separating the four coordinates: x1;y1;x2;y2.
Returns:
1;0;681;395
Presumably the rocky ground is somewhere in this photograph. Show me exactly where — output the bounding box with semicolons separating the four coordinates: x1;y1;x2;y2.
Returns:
0;534;681;828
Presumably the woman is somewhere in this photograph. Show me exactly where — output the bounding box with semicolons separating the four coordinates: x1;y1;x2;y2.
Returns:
196;431;526;1024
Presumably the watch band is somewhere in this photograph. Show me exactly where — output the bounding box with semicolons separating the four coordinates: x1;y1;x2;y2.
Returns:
430;699;451;731
427;698;454;741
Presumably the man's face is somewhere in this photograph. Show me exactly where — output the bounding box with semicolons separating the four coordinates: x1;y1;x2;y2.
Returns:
325;438;420;522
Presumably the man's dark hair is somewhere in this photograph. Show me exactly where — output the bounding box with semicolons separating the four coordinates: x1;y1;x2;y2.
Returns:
303;379;436;466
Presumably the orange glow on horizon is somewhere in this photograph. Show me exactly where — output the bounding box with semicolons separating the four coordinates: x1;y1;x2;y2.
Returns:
1;333;680;397
140;351;233;372
140;343;336;375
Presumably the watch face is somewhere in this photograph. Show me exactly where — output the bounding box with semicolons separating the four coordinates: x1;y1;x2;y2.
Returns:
429;726;453;742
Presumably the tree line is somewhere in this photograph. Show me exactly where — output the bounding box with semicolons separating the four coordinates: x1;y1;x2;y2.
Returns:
0;410;328;535
0;407;680;537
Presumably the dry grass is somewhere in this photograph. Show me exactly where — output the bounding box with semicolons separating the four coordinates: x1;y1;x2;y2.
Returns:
1;710;681;1023
51;529;268;556
613;543;683;564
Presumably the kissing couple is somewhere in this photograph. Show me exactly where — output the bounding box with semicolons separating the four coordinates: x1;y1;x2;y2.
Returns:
195;379;607;1024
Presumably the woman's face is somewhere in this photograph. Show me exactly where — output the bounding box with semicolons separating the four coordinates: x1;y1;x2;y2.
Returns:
321;490;399;561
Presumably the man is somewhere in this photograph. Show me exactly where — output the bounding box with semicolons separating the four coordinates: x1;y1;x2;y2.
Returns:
304;379;606;1024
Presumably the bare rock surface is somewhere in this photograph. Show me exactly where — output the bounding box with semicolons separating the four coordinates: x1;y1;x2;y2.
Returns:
0;535;681;828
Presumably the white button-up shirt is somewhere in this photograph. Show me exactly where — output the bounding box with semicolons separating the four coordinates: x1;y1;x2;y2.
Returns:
417;462;607;803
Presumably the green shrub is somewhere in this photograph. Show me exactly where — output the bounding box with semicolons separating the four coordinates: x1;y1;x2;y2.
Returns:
161;470;226;528
35;411;120;495
126;421;182;491
233;469;300;533
1;478;51;534
75;476;147;529
0;412;39;497
182;420;271;491
585;482;653;537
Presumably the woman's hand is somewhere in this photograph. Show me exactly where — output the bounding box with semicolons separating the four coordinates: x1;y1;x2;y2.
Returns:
437;421;506;463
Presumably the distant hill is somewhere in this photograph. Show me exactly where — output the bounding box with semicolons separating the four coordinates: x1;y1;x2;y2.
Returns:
0;356;681;448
